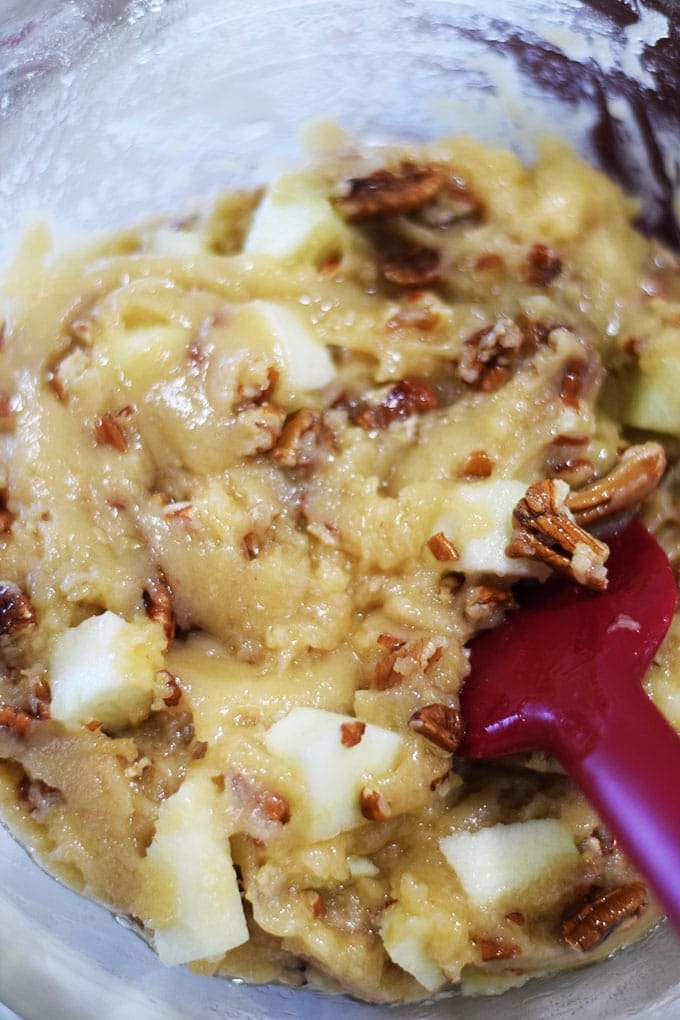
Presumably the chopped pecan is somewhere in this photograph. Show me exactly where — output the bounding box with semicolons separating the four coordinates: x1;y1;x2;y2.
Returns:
475;252;505;272
559;358;590;409
235;403;286;456
243;531;260;559
333;163;447;221
357;377;438;430
459;449;493;479
408;703;464;753
309;891;326;918
475;937;522;962
160;671;183;707
340;720;366;747
17;775;62;813
459;317;524;392
272;408;333;469
0;508;13;535
0;704;32;737
427;531;459;562
464;583;517;627
381;244;443;288
562;882;648;952
507;479;609;589
377;633;406;652
386;297;441;332
261;791;291;824
143;567;175;645
374;635;446;690
527;244;562;286
94;412;128;452
163;501;195;522
566;442;666;526
419;175;483;227
30;679;51;720
506;911;525;926
515;313;551;349
359;787;391;822
0;582;35;637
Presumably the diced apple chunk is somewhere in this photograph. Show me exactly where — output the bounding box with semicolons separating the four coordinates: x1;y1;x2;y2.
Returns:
103;321;191;391
264;707;403;842
49;611;165;730
440;819;579;907
245;175;347;263
347;855;379;879
381;903;446;992
624;327;680;436
220;301;335;400
145;766;248;966
432;480;535;575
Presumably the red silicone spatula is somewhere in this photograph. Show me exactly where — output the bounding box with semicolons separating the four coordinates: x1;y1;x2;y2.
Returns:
459;519;680;932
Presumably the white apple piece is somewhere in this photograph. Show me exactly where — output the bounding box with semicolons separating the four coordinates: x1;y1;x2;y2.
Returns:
223;301;335;398
439;819;579;907
347;855;379;879
103;321;191;391
49;611;166;730
381;903;445;992
264;707;403;842
245;175;347;262
431;479;538;575
146;766;249;966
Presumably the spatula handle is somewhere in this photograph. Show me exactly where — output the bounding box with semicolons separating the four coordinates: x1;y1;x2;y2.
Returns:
557;685;680;934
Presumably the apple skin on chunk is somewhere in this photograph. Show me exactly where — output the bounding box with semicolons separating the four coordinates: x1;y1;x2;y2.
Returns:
264;707;404;842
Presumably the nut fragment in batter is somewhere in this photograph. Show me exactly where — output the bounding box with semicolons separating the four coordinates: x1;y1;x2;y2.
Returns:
359;787;391;822
272;408;333;469
0;582;36;637
507;479;609;589
374;635;447;690
357;377;438;430
566;442;667;525
333;163;448;221
562;882;648;952
381;244;443;288
143;568;176;646
408;703;464;753
459;317;524;392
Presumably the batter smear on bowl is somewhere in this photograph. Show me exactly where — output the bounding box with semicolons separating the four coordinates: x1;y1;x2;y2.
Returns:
0;134;678;1002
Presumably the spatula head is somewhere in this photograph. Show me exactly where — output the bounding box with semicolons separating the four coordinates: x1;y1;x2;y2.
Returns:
459;520;677;759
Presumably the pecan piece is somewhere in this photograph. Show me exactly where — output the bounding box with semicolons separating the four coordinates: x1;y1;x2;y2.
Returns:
143;567;175;645
562;882;648;952
94;411;128;452
459;317;524;392
0;582;35;637
340;720;366;747
527;243;562;286
0;704;32;737
333;163;447;221
459;449;493;479
272;408;333;469
359;787;391;822
427;531;459;562
408;703;464;753
475;937;522;962
17;775;62;813
507;479;609;590
566;442;666;526
463;583;517;628
261;791;290;824
381;244;443;288
419;176;483;227
357;377;438;430
160;671;183;707
374;635;446;690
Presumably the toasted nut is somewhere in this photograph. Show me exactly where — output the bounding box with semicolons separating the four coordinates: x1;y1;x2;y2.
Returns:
459;317;524;392
475;252;505;272
160;671;183;707
376;633;406;652
475;937;522;961
261;791;291;825
562;882;648;952
0;509;14;535
359;787;391;822
381;244;443;288
357;377;438;430
559;358;590;408
340;720;366;747
506;911;525;926
463;583;517;628
243;531;260;559
419;176;483;227
17;775;62;813
427;531;459;562
94;412;128;452
408;703;464;753
507;479;609;589
0;704;32;737
143;567;175;645
566;442;666;526
309;891;326;918
459;449;493;479
374;635;446;690
0;582;36;637
272;408;333;469
333;163;447;221
386;298;441;333
527;243;562;286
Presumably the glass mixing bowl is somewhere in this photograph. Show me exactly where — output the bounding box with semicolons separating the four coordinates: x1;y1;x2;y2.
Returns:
0;2;678;1016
